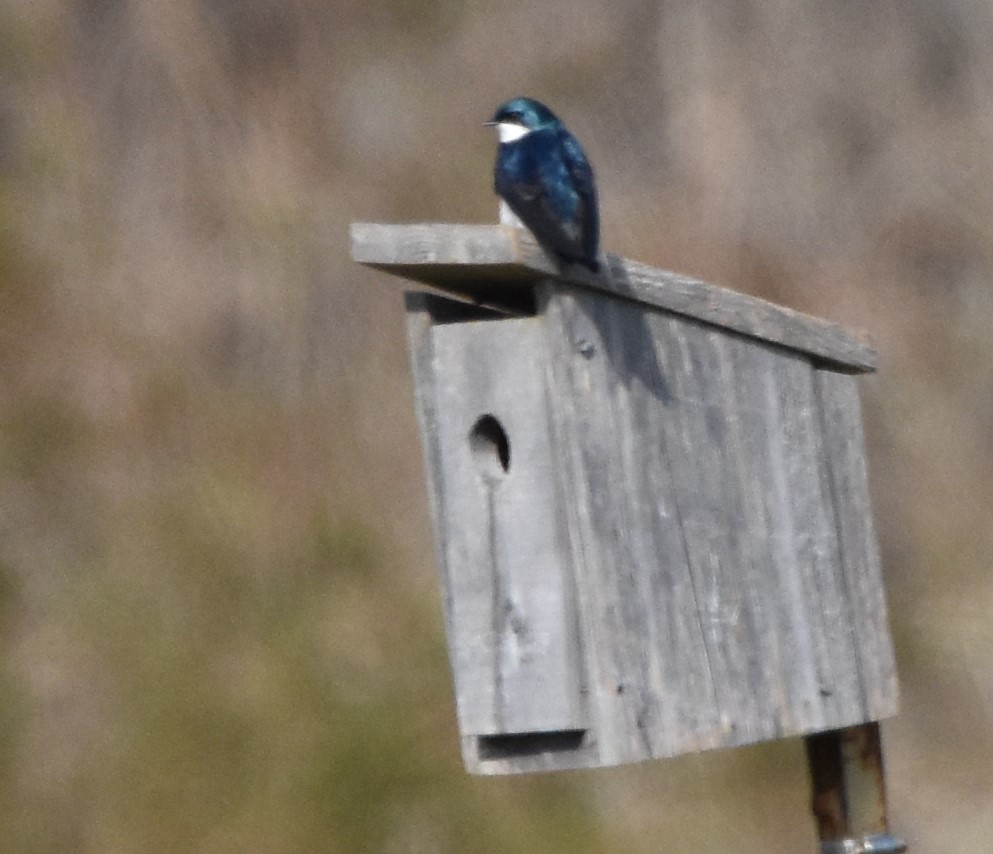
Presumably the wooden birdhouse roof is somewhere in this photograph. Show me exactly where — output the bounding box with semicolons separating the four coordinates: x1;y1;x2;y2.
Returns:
350;223;876;373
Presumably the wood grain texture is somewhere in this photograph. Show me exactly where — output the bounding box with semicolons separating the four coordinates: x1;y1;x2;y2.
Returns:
534;285;887;769
813;371;900;721
537;285;723;764
402;282;897;775
405;293;586;743
353;222;877;372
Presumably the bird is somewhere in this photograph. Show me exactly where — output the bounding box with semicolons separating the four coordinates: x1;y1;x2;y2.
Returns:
485;96;600;272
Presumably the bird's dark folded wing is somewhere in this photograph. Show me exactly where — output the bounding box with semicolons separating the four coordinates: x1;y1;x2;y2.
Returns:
559;130;595;198
559;129;599;265
527;187;584;250
531;176;583;249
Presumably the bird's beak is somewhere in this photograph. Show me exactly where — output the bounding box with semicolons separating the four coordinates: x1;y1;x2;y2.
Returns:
483;120;498;127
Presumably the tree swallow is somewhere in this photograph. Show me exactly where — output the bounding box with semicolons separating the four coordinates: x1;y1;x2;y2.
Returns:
486;97;600;272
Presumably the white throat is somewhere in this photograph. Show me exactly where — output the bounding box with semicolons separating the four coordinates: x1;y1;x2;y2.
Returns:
496;122;532;143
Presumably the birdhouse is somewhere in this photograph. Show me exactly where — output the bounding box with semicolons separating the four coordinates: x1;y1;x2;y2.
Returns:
351;223;899;777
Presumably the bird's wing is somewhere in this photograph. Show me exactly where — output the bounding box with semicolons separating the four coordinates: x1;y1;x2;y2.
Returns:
524;129;586;243
558;129;599;262
559;130;595;199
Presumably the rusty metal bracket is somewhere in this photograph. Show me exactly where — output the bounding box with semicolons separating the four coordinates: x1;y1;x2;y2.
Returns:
805;722;907;853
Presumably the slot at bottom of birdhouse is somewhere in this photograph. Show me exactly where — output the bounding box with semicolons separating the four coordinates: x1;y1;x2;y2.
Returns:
477;729;587;760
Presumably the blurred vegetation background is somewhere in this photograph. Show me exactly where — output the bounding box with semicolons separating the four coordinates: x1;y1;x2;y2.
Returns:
2;1;993;851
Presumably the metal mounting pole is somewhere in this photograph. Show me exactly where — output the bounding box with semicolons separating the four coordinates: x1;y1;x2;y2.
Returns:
804;722;906;853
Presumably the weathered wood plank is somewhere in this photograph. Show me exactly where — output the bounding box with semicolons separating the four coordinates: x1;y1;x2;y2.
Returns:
422;308;587;737
651;315;783;748
536;283;885;764
539;284;723;764
640;311;856;746
355;224;545;314
713;332;866;733
404;292;455;638
813;371;900;721
352;222;877;372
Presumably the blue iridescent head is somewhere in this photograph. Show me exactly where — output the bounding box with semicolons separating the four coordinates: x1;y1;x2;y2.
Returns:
487;96;559;130
485;97;563;142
